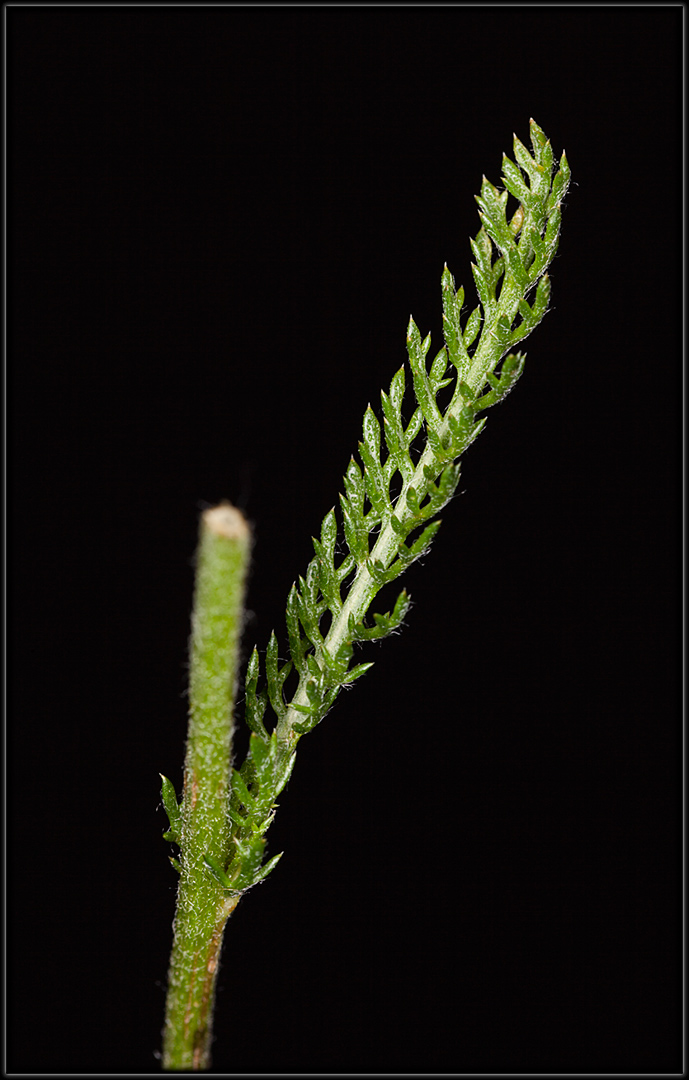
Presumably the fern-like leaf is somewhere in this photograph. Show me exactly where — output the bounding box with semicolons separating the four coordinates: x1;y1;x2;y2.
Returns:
220;119;570;897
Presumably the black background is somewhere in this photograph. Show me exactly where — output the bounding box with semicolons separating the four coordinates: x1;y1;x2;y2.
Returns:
7;5;682;1076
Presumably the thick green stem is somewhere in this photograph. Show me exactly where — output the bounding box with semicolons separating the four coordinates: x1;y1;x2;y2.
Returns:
162;504;251;1071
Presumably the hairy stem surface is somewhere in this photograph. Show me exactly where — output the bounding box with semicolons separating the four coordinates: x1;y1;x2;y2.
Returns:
162;504;251;1071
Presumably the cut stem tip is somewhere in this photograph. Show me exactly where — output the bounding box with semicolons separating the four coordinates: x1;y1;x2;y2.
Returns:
203;502;250;540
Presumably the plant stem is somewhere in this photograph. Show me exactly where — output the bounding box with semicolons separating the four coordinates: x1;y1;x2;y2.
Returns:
162;503;251;1071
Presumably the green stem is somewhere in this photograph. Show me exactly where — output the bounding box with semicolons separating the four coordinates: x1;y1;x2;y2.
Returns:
162;504;251;1071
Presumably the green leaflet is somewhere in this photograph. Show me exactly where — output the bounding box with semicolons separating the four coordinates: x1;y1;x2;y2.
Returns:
463;306;482;348
244;647;269;738
204;852;234;889
265;632;292;721
474;352;527;411
160;774;182;843
171;120;569;900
